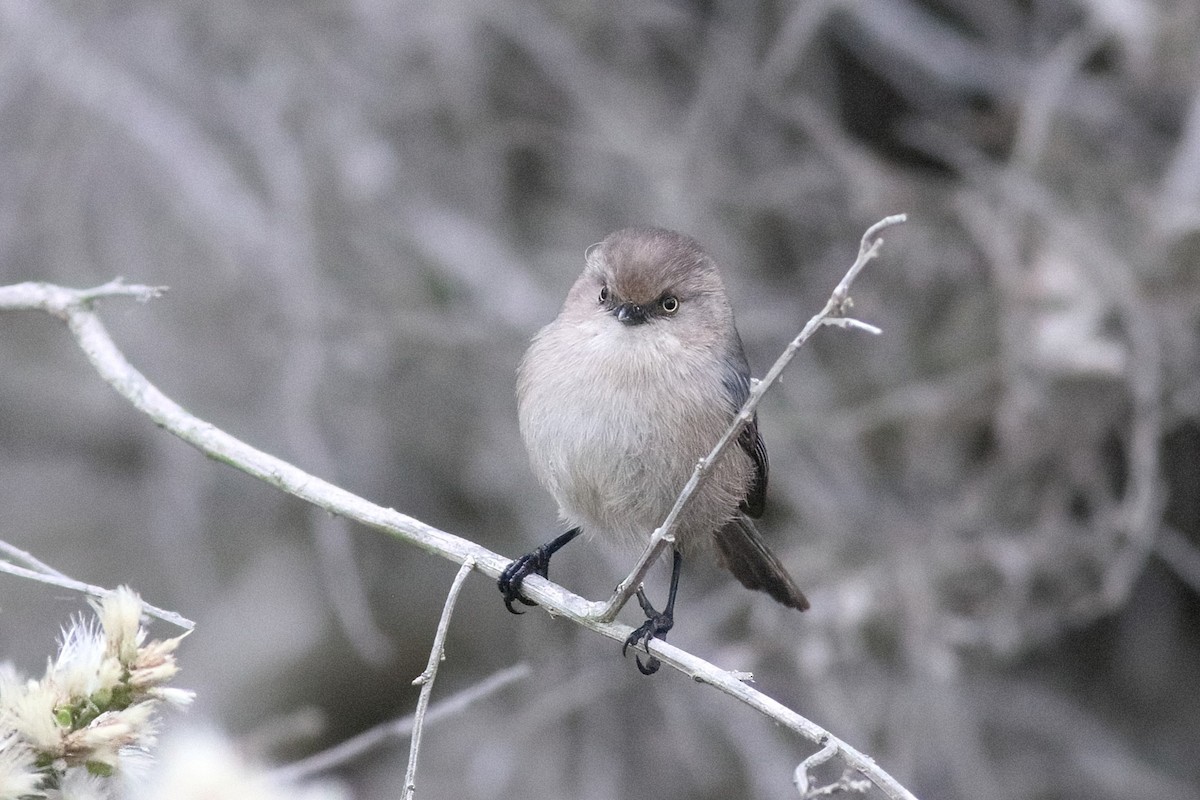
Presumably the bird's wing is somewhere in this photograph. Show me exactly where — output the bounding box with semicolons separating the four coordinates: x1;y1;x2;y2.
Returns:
722;334;768;519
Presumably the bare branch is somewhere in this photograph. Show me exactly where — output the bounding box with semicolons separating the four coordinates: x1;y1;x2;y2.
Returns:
0;541;194;631
597;214;906;623
820;316;884;335
404;558;475;800
0;539;70;579
0;279;165;317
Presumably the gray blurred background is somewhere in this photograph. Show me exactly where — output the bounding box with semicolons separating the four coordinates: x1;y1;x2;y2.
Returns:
2;0;1199;798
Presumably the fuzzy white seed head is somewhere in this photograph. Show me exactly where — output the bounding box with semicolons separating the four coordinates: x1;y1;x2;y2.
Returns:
0;662;23;698
3;589;193;796
0;732;41;799
128;636;186;690
1;679;63;753
49;618;122;702
52;766;111;800
147;688;195;709
65;704;157;767
91;587;146;666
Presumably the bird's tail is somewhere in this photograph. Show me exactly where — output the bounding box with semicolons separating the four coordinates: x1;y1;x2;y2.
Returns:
713;516;809;611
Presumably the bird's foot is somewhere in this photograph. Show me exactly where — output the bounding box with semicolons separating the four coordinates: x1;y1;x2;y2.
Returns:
498;529;582;615
622;588;674;675
498;549;551;614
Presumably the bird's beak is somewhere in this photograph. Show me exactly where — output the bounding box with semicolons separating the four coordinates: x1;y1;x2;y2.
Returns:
615;302;648;326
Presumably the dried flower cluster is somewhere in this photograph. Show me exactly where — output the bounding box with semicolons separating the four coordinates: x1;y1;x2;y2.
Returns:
0;587;193;799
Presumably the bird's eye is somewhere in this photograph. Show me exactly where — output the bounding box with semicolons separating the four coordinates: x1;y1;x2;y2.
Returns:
659;295;679;314
598;285;610;304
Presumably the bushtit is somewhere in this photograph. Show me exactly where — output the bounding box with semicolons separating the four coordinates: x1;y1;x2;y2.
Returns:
499;227;808;674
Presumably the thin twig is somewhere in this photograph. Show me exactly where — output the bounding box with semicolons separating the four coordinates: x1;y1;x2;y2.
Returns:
0;222;919;800
794;739;838;796
0;539;71;579
273;663;530;784
0;279;165;316
793;739;869;797
596;214;906;623
0;552;194;631
403;558;475;800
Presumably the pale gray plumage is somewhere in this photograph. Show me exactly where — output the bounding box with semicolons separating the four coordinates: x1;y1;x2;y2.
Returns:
514;227;808;613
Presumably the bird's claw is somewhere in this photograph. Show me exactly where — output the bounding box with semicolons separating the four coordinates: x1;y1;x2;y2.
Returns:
498;548;551;614
622;610;674;675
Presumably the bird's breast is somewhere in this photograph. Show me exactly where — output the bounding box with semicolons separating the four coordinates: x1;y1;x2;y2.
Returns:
517;320;749;550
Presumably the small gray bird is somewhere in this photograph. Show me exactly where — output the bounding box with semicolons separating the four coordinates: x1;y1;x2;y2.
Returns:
499;227;808;674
